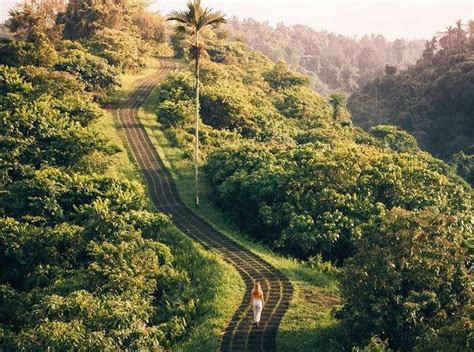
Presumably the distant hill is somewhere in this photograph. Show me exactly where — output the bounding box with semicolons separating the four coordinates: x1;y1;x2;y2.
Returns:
226;17;425;94
348;20;474;164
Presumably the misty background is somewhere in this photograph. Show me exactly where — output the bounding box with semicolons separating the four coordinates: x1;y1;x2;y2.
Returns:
0;0;472;39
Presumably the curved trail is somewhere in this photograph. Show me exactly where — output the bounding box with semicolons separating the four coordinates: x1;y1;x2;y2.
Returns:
116;58;293;351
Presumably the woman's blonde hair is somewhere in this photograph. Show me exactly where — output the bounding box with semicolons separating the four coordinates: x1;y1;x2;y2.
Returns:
253;282;263;296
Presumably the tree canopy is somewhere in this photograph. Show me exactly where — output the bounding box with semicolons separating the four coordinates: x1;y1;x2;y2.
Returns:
226;18;425;94
156;25;472;350
348;21;474;180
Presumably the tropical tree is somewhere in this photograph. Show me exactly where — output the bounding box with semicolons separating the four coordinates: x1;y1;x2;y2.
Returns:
167;0;226;206
329;92;346;119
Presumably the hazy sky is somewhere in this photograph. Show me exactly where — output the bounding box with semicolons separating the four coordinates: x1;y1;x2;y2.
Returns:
0;0;472;40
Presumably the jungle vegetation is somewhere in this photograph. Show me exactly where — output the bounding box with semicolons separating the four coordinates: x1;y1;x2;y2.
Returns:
0;1;235;350
226;17;425;94
159;15;472;350
0;0;471;350
348;21;474;183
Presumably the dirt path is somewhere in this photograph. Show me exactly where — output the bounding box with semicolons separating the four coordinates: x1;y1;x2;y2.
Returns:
116;58;293;351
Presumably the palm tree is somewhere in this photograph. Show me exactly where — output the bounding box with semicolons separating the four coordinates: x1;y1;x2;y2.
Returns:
167;0;226;206
329;92;346;120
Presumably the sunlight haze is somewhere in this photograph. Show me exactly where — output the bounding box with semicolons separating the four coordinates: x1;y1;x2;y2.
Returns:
150;0;473;39
0;0;472;39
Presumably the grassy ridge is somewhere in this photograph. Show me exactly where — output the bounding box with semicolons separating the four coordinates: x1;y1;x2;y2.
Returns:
138;60;344;351
104;57;244;351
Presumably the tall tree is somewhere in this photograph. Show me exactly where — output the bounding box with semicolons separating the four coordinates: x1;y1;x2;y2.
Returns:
59;0;148;39
6;0;66;42
167;0;226;206
329;92;351;122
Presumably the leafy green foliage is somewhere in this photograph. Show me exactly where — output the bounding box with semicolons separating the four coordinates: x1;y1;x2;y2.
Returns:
0;200;190;350
157;12;473;352
59;0;148;40
451;151;474;185
55;48;120;99
274;86;331;121
132;10;167;42
329;92;352;123
369;125;419;153
156;57;289;141
264;61;310;89
155;71;195;127
157;34;472;268
0;65;114;184
6;0;65;43
0;3;236;349
205;141;471;262
87;28;147;73
337;209;472;351
0;39;59;68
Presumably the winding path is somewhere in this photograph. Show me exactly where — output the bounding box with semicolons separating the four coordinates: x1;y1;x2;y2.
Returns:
116;58;293;351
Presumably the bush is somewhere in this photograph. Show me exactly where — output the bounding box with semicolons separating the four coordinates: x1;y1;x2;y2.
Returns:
337;209;472;351
57;49;118;93
88;28;147;73
451;151;474;185
0;66;114;183
205;142;471;262
1;168;145;224
273;85;332;121
369;125;419;153
264;60;310;89
55;48;119;99
19;66;101;126
0;39;58;68
156;99;195;127
353;337;390;352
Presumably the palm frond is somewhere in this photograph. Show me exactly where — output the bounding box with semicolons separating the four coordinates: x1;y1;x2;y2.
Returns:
195;7;225;31
202;9;227;27
168;1;226;34
167;10;191;24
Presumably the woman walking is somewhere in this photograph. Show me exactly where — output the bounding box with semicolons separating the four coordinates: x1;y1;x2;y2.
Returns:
251;282;265;327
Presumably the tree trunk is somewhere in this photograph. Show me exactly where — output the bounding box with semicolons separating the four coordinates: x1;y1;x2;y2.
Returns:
194;32;200;206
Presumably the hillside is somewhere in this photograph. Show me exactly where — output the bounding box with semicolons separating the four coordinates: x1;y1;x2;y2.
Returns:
0;1;472;351
226;17;425;94
348;20;474;182
161;21;472;350
0;1;240;350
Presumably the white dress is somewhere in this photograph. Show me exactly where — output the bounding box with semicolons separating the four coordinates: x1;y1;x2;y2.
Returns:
252;298;263;323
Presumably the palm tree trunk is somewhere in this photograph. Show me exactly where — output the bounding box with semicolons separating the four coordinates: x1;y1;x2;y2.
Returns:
194;31;200;206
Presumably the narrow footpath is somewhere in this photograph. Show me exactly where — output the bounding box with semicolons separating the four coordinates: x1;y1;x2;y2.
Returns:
116;58;293;351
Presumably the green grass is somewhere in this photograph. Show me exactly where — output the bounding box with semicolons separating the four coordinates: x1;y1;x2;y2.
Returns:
103;58;244;351
136;60;344;351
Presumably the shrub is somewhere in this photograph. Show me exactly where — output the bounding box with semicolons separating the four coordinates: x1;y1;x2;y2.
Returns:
205;142;471;262
55;49;119;99
273;85;332;121
337;209;472;351
369;125;419;153
264;60;310;89
156;99;194;127
88;28;147;73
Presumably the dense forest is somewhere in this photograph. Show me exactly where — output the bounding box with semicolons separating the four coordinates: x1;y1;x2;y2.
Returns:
348;20;474;184
0;1;230;350
161;15;472;350
0;0;472;351
226;17;425;94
